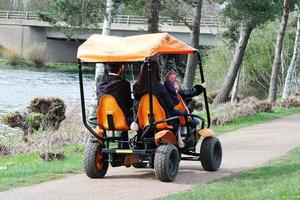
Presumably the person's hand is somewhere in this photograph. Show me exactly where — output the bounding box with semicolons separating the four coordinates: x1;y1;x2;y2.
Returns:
200;82;206;88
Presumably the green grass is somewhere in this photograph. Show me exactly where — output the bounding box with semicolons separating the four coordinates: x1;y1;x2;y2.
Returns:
212;107;300;134
0;145;83;191
161;148;300;200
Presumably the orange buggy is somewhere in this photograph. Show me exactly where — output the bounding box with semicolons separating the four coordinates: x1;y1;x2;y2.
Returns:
77;33;222;182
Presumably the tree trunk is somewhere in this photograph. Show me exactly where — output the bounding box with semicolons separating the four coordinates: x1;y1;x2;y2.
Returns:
268;0;290;103
230;67;241;103
88;0;113;126
282;10;300;99
213;23;253;106
102;0;113;36
183;0;203;88
147;0;160;33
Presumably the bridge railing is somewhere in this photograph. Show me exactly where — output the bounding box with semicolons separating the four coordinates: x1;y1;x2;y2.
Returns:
0;10;39;20
0;10;225;27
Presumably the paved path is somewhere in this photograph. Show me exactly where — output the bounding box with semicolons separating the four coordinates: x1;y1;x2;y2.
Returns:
1;113;300;200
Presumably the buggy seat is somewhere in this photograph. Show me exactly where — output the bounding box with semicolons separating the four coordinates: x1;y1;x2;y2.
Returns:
175;94;189;127
137;94;173;130
97;95;130;131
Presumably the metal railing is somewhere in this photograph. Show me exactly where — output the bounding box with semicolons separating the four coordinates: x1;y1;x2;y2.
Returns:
0;10;39;20
0;10;225;28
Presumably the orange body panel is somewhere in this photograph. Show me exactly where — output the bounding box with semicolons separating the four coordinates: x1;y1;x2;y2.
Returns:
197;128;214;138
137;94;173;130
97;95;129;131
175;95;189;127
154;130;177;146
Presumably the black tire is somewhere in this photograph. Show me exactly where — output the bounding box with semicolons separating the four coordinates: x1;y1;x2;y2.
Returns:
132;162;148;168
200;137;222;171
83;142;108;178
154;144;180;182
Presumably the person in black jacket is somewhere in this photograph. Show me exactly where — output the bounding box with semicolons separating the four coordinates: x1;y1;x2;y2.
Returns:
96;63;132;149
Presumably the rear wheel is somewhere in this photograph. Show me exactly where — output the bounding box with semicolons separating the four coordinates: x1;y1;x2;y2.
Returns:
83;142;108;178
154;144;180;182
200;137;222;171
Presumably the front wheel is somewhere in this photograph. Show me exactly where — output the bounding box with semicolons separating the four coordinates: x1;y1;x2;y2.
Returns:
83;142;108;178
154;144;180;182
200;137;222;171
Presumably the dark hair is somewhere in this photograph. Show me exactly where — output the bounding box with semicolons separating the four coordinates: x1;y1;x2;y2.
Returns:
133;60;161;98
107;63;123;73
137;60;160;86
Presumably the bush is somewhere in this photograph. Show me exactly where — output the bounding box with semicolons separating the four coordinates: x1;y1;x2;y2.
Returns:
25;113;44;130
27;43;46;68
0;143;10;157
275;97;300;108
254;102;272;113
211;97;259;126
3;49;22;65
0;45;5;58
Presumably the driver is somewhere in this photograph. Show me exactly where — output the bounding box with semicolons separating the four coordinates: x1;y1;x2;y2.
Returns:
96;63;132;149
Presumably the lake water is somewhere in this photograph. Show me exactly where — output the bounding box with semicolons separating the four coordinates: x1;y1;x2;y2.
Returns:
0;68;95;133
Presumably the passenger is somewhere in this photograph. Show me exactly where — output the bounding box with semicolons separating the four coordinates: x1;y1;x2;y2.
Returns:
164;71;206;147
164;71;206;111
96;63;132;149
133;60;186;133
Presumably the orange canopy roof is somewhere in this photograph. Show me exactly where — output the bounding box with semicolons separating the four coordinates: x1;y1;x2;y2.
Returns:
77;33;196;62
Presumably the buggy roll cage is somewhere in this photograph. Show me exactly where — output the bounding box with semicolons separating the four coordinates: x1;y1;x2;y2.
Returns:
77;51;211;142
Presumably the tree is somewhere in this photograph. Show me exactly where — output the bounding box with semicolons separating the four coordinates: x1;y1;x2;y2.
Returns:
268;0;291;103
88;0;114;127
25;0;52;11
160;0;204;88
283;8;300;99
184;0;203;88
0;0;23;10
39;0;105;39
212;0;280;105
147;0;160;33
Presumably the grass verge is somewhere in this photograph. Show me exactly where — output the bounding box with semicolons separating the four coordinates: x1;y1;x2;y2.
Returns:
212;107;300;134
162;148;300;200
0;144;83;191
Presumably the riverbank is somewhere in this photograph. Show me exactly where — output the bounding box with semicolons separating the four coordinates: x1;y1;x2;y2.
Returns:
0;107;300;191
0;58;94;73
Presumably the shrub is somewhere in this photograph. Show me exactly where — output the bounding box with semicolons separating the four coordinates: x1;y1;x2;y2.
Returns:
275;97;300;108
211;97;259;126
0;143;10;157
25;113;44;130
3;49;22;65
39;151;65;161
27;43;46;68
254;102;272;113
0;45;5;58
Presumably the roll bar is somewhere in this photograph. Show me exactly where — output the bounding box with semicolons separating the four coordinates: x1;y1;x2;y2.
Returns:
196;51;211;128
78;59;104;141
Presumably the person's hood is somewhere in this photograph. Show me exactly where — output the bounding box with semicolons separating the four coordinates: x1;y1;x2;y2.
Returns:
97;75;122;94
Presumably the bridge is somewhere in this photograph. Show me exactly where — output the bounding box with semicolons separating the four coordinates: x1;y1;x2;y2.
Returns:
0;11;225;63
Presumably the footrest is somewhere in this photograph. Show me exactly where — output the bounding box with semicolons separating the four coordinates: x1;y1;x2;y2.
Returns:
101;148;148;155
